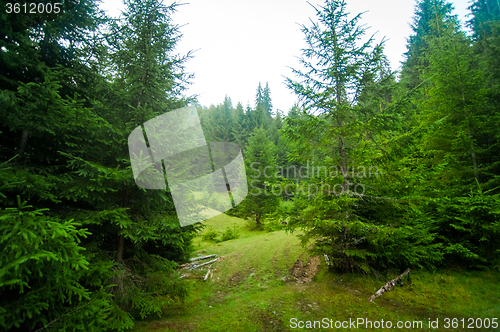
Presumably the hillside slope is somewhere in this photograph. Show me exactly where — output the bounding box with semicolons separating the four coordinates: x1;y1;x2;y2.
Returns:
133;213;500;332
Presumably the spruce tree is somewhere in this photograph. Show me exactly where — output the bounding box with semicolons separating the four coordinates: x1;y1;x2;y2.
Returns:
68;0;198;319
467;0;500;191
262;82;273;116
231;102;251;150
284;0;444;273
417;4;486;192
285;0;384;192
205;96;234;142
255;81;263;109
413;1;500;267
248;82;271;130
239;127;279;226
468;0;500;39
400;0;454;90
0;0;137;330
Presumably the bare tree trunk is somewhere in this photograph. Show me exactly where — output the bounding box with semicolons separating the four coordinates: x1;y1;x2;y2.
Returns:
16;130;29;161
335;65;348;193
335;111;348;195
368;269;411;302
338;136;348;192
335;75;349;223
117;234;125;264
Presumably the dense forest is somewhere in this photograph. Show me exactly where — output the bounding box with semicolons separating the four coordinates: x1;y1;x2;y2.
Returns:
1;0;499;330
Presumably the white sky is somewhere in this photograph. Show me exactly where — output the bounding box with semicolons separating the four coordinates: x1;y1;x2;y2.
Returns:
100;0;473;114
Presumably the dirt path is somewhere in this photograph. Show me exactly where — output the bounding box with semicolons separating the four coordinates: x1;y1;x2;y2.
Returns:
288;256;321;284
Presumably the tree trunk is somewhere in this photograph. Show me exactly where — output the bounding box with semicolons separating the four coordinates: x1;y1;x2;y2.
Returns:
450;34;480;183
117;234;125;264
335;112;348;193
335;62;348;193
41;26;50;63
368;268;411;302
467;123;479;183
117;188;130;263
338;136;348;192
189;254;217;262
16;129;29;161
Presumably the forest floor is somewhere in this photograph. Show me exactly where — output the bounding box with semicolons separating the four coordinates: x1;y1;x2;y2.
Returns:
132;212;500;331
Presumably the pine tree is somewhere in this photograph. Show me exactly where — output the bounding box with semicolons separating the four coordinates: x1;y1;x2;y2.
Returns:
417;4;486;193
205;96;234;142
400;0;454;91
262;82;273;116
231;102;251;150
255;81;263;109
59;0;198;320
467;1;500;192
468;0;500;39
0;0;138;330
285;0;384;192
239;127;279;226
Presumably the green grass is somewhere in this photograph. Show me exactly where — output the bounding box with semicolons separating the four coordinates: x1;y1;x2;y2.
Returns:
132;213;500;331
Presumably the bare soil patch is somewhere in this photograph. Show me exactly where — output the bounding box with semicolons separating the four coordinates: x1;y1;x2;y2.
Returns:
288;256;321;284
229;271;244;285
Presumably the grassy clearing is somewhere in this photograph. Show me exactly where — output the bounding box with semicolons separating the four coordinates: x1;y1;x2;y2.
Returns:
132;213;500;331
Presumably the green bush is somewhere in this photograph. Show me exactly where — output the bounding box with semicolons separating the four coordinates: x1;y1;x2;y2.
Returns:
221;224;240;241
262;216;288;232
201;227;219;242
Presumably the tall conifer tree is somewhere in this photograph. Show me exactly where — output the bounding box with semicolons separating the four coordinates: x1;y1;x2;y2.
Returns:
240;127;279;226
400;0;454;90
285;0;384;192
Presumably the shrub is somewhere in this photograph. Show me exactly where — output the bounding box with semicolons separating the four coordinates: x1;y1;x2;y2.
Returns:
262;216;288;232
261;200;292;232
221;224;240;241
201;227;219;242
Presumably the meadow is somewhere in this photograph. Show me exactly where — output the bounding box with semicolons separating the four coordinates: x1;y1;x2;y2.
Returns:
133;212;500;331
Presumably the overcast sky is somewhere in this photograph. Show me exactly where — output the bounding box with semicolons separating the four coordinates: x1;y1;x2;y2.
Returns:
100;0;473;114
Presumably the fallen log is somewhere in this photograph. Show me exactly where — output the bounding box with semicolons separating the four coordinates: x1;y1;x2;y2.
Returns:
368;268;410;302
180;261;202;269
180;274;205;279
204;264;212;281
323;254;331;268
189;254;217;262
190;258;218;269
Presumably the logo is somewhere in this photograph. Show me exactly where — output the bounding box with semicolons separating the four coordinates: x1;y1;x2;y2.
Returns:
128;106;248;227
